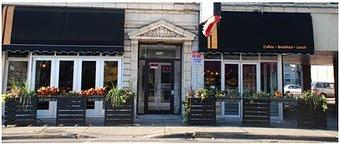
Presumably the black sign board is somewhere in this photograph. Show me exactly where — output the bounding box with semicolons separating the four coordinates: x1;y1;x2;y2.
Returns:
199;11;314;54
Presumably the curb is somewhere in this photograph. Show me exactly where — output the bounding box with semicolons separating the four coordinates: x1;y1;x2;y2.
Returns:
2;134;95;140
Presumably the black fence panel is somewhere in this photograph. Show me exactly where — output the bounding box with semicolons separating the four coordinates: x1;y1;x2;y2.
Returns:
105;99;134;126
297;100;327;129
56;96;86;126
187;97;216;125
4;97;37;126
242;99;270;127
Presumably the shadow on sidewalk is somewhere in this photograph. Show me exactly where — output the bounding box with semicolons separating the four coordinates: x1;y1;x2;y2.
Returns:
154;131;338;142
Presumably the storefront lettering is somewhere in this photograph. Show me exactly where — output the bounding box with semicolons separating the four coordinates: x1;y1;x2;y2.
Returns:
263;44;307;50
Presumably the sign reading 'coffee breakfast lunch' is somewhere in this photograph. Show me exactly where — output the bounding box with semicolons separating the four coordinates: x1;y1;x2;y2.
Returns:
263;45;308;50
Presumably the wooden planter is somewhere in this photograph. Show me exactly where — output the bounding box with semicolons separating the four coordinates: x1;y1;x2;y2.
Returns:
187;97;216;125
56;96;86;126
4;97;37;126
242;99;270;127
105;99;134;126
297;100;327;129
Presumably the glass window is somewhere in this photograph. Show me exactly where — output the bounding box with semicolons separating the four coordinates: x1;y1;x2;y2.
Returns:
242;54;259;60
35;61;51;90
104;61;118;88
283;64;302;86
139;44;181;59
260;54;278;61
59;61;74;92
7;61;28;89
204;61;221;89
225;100;239;115
223;54;240;60
81;61;96;90
225;64;239;90
204;53;221;59
243;64;257;91
261;62;278;93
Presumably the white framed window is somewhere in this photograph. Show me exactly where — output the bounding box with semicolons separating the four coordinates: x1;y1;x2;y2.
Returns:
3;57;29;92
31;56;122;91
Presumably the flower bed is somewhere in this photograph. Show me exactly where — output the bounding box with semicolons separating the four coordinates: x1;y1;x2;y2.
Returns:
242;98;270;127
297;100;327;129
104;83;135;126
297;91;327;129
242;90;271;127
186;97;216;125
105;98;134;126
56;96;86;126
4;97;37;126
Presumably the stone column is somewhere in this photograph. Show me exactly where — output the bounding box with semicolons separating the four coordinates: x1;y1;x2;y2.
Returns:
181;41;192;116
127;40;139;118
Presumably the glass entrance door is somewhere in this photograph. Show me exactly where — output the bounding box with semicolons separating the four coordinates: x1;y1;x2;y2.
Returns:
223;63;259;94
144;62;174;114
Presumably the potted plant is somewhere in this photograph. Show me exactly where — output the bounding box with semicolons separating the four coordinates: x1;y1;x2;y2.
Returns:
297;90;327;129
3;80;37;126
104;83;135;126
242;90;271;127
184;86;216;125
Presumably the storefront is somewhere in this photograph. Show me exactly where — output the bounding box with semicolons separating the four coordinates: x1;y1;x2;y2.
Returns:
199;11;314;120
2;6;125;117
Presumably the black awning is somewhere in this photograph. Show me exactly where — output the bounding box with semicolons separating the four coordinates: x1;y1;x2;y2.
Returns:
199;12;314;54
2;44;123;54
5;6;124;53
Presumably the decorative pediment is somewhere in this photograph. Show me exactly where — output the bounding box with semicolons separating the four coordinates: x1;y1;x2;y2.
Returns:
128;20;195;41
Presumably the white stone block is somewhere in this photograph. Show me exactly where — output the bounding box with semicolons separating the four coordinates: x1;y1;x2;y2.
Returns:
128;3;139;9
103;3;115;8
150;13;162;21
152;4;163;10
271;7;284;12
284;7;297;13
139;3;151;9
162;3;174;10
297;7;311;13
116;3;128;9
126;13;139;21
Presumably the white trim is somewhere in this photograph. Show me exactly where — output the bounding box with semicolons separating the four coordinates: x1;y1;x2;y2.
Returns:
4;57;30;92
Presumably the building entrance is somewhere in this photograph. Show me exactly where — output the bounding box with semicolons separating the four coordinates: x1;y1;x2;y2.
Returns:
137;44;181;114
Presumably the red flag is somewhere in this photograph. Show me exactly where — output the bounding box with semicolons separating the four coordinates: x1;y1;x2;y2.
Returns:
202;15;221;37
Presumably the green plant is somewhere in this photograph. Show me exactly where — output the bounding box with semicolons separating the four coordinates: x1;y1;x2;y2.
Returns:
2;80;36;108
242;89;270;99
225;89;240;98
105;82;135;108
195;88;213;100
299;90;327;111
185;86;195;98
183;101;189;124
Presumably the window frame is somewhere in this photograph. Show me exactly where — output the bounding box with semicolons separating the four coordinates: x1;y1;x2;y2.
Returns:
31;55;122;91
3;57;29;92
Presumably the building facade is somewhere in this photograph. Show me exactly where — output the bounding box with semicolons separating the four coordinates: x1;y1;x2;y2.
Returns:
1;2;338;121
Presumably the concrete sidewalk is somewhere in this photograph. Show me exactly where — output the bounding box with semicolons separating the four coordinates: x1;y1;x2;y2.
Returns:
2;126;338;143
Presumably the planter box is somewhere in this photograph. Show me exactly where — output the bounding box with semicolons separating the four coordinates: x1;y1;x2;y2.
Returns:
297;100;327;129
56;96;86;126
242;99;270;127
105;99;134;126
187;97;216;125
4;97;37;126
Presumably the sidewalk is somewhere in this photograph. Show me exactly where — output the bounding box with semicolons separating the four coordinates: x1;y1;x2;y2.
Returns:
2;126;338;143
